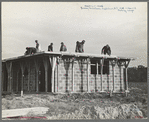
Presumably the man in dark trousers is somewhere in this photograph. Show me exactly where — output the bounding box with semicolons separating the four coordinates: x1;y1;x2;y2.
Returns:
48;43;53;52
101;44;111;56
79;40;85;53
75;41;80;52
35;40;39;52
60;42;67;52
75;40;85;53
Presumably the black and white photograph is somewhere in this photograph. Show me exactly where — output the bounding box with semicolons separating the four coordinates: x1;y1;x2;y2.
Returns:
1;2;148;120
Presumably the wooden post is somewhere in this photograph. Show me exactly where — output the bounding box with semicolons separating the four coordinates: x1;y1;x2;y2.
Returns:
124;60;130;97
6;62;12;92
27;63;30;92
112;64;115;92
87;58;90;92
110;59;117;93
117;60;126;92
119;65;122;91
50;56;57;93
43;57;49;92
20;62;25;97
16;70;19;92
72;59;74;92
57;61;59;92
45;68;48;92
2;66;4;92
117;60;124;92
11;67;13;93
96;61;98;92
34;60;40;93
100;58;104;92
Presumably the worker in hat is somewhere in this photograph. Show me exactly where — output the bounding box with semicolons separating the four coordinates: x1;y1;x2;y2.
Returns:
48;43;53;52
101;44;111;56
60;42;67;52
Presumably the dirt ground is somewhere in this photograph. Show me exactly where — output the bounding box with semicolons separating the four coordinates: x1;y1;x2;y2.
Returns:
2;82;148;120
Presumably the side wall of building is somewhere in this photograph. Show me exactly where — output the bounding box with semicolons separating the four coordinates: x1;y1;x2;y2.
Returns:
55;58;125;93
2;57;126;93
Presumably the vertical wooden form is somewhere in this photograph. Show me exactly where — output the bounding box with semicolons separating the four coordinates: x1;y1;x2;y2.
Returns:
112;65;115;92
100;58;104;92
110;59;116;92
57;61;59;92
27;63;30;92
50;56;57;93
72;59;74;92
96;61;98;92
16;71;19;92
87;58;90;92
34;60;40;93
20;62;25;97
118;63;122;91
1;72;3;92
124;60;130;96
6;62;12;92
117;60;125;92
43;57;49;92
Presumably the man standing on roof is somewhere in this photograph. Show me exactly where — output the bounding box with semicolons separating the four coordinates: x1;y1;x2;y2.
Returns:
79;40;85;53
60;42;67;52
75;41;80;52
75;40;85;53
48;43;53;52
35;40;40;52
101;44;111;56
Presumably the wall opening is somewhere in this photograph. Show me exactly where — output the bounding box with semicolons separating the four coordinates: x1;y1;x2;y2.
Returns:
90;59;109;75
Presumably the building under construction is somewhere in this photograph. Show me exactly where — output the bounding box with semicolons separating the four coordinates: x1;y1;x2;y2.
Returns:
2;51;133;95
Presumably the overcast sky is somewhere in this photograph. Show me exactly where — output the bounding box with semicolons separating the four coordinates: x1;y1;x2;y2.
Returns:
2;2;147;67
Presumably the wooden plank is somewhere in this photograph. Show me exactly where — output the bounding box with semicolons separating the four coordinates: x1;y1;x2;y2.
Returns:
6;62;12;92
57;63;58;92
72;60;74;92
125;67;128;97
100;59;104;92
27;66;30;92
16;71;19;92
45;69;48;92
2;107;49;118
51;57;57;93
43;57;49;92
112;65;115;92
87;58;90;92
2;51;134;62
34;60;40;93
119;65;122;91
20;62;25;97
125;60;130;96
96;61;98;92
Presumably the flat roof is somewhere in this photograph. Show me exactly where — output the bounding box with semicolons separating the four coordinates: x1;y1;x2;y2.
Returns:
2;51;135;62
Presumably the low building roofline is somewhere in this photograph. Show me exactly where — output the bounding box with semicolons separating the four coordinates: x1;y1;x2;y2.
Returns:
2;51;135;62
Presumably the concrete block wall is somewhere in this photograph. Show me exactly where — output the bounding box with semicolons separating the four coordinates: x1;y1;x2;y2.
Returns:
56;58;125;93
56;59;73;92
74;59;88;92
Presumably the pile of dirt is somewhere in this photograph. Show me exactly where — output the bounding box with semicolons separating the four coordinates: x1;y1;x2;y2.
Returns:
56;93;109;102
47;104;144;119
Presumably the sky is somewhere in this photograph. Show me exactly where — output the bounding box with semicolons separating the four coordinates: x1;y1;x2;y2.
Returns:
2;2;147;67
